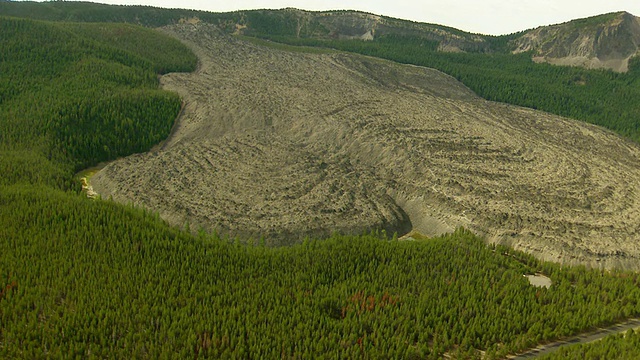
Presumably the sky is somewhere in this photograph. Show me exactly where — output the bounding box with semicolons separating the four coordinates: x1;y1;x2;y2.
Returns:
68;0;640;35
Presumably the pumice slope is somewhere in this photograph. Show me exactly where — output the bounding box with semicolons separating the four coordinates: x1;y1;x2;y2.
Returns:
93;24;640;269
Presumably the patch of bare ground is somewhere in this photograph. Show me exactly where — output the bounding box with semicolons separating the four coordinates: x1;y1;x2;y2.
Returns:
92;24;640;269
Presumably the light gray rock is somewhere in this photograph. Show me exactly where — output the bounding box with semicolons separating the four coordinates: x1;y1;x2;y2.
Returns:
93;24;640;269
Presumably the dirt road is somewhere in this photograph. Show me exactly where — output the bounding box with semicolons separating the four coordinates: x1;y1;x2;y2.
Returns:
512;318;640;359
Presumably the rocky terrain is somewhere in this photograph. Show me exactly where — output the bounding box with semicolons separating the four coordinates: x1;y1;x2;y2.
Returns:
234;8;492;52
512;11;640;72
93;23;640;269
243;9;640;72
227;9;640;72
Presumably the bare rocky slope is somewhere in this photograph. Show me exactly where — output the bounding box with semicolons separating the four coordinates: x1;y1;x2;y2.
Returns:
93;24;640;269
512;11;640;72
226;9;640;72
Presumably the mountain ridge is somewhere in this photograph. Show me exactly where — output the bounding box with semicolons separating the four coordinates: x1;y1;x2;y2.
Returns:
179;7;640;72
2;2;638;71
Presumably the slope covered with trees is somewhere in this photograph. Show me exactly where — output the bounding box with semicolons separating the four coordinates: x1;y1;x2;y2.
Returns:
0;0;242;28
5;198;640;359
0;16;196;188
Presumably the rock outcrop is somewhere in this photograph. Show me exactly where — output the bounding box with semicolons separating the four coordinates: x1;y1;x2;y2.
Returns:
512;12;640;72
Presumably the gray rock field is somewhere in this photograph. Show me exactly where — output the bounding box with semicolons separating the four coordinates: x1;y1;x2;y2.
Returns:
93;24;640;269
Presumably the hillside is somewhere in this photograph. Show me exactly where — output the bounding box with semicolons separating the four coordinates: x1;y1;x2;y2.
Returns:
3;2;639;72
5;3;640;144
512;12;640;72
0;1;496;52
91;23;640;270
0;16;196;188
4;8;640;360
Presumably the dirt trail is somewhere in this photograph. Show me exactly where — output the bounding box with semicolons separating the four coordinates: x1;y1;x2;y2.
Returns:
511;318;640;359
92;24;640;268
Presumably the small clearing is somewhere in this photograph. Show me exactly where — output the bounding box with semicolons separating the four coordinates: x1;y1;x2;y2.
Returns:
524;274;552;288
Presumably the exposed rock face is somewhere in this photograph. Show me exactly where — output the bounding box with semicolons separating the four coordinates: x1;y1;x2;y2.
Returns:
93;24;640;269
512;12;640;72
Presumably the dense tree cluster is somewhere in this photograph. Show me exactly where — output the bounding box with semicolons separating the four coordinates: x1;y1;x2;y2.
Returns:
0;16;195;187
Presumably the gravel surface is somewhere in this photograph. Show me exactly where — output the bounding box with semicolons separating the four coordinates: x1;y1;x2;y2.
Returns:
93;24;640;269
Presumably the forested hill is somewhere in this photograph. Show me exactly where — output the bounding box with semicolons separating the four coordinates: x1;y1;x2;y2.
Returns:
0;16;196;189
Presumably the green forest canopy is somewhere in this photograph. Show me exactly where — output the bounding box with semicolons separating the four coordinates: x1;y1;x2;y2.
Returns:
2;3;640;358
0;16;196;188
